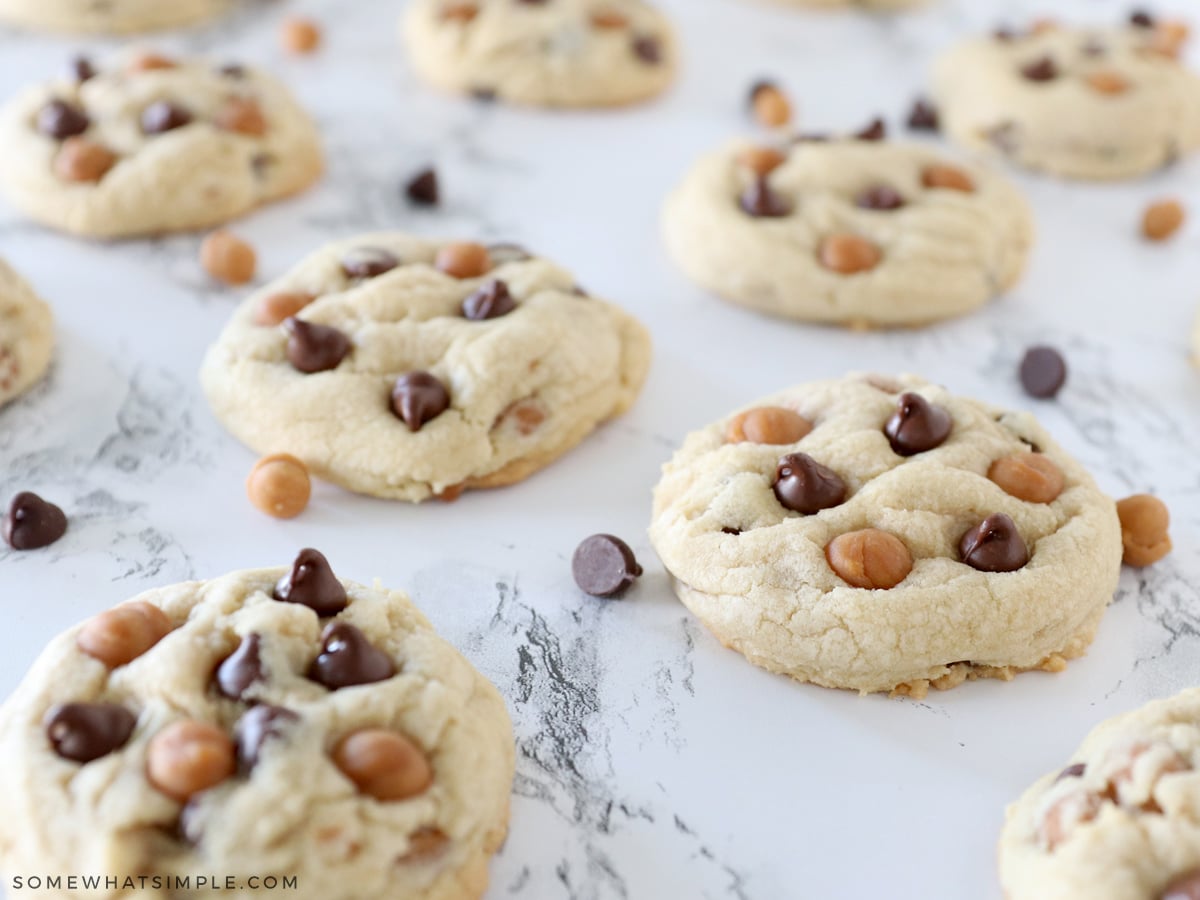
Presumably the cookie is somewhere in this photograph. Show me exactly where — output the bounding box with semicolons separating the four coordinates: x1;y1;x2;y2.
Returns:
933;15;1200;180
761;0;925;9
0;258;54;408
200;234;652;502
401;0;677;107
999;688;1200;900
648;374;1122;697
661;137;1033;327
0;0;227;33
0;52;323;239
0;550;515;900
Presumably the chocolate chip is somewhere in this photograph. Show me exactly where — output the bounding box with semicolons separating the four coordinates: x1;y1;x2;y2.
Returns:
572;534;643;598
340;247;399;279
487;243;532;265
959;513;1029;572
1019;346;1067;399
233;705;298;773
906;97;939;132
855;184;906;211
45;702;137;763
3;492;68;550
218;63;246;78
1055;762;1086;782
283;317;352;374
405;167;439;207
308;622;396;690
632;35;662;64
215;634;264;701
1162;871;1200;900
884;393;952;456
1129;9;1156;28
391;372;450;431
274;548;348;616
140;101;193;135
36;100;90;140
462;279;516;320
721;526;742;536
71;55;96;82
772;453;847;514
739;178;792;217
1020;57;1059;82
854;117;886;141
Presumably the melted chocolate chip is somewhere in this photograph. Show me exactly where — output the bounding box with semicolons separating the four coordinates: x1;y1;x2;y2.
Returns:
391;372;451;431
215;634;264;701
274;548;348;616
71;55;96;82
405;167;439;206
856;184;906;211
141;101;193;135
308;622;396;690
340;248;399;279
1129;9;1156;28
283;318;352;374
234;705;298;773
632;35;662;64
739;178;792;217
1055;762;1086;782
462;279;516;320
721;527;743;536
37;100;90;140
906;97;940;132
572;534;643;598
45;702;137;763
959;513;1029;572
884;393;952;456
854;117;887;141
772;453;847;515
3;492;68;550
1020;56;1059;82
1019;346;1067;399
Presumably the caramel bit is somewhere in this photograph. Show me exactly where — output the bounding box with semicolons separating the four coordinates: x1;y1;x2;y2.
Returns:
825;529;913;589
54;137;116;183
818;234;883;275
1116;494;1171;567
724;407;813;445
1085;70;1130;95
750;81;792;129
737;146;787;178
1142;200;1185;242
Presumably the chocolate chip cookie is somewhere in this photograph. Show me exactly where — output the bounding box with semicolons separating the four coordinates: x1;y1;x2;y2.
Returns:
0;0;227;32
0;258;54;408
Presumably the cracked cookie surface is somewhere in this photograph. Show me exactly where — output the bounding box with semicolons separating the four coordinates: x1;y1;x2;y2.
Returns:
0;553;514;900
0;0;227;32
648;374;1122;695
0;257;54;408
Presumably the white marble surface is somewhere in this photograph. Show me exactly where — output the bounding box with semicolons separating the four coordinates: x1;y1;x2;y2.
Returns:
2;0;1200;897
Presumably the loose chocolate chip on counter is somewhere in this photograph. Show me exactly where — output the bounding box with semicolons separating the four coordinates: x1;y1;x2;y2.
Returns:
340;247;399;279
71;55;96;82
773;453;846;515
572;534;643;598
283;317;352;374
739;178;792;218
884;393;952;456
462;279;516;320
1129;9;1156;28
854;117;886;141
140;101;193;135
405;167;439;206
855;184;906;211
308;622;396;690
1162;871;1200;900
1020;56;1059;82
958;513;1030;572
3;491;68;550
275;548;348;616
391;371;451;431
37;99;90;140
45;702;137;763
234;705;298;773
215;634;264;701
631;35;662;64
906;97;939;132
1019;346;1067;399
1055;762;1086;782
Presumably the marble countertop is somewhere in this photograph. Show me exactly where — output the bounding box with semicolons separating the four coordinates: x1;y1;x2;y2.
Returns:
2;0;1200;897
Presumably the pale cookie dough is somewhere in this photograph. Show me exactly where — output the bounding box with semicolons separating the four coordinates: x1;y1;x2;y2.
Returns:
933;16;1200;180
0;51;322;238
0;551;515;900
0;258;54;408
201;233;652;502
0;0;228;33
648;373;1122;696
999;688;1200;900
661;137;1032;327
402;0;677;107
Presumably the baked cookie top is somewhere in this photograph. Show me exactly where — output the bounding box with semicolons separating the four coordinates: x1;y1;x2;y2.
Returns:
661;135;1032;327
0;257;54;408
933;14;1200;180
999;688;1200;900
0;51;322;238
0;0;228;33
0;551;514;900
201;233;652;502
648;373;1122;695
401;0;677;107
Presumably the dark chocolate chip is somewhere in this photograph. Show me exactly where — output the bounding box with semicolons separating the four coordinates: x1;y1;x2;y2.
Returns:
854;117;887;141
906;97;940;132
405;167;439;207
772;453;847;515
45;702;137;763
391;372;451;431
739;178;792;217
140;100;193;135
283;317;352;374
487;243;532;264
884;393;952;456
1020;56;1059;82
721;526;742;536
855;184;906;211
71;55;96;82
3;492;68;550
234;705;298;773
1162;871;1200;900
462;279;516;320
36;99;90;140
215;634;264;701
308;622;396;690
340;247;399;279
572;534;643;598
274;548;349;617
1055;762;1086;782
959;513;1029;573
632;35;662;64
1129;9;1156;28
1019;346;1067;399
218;63;246;78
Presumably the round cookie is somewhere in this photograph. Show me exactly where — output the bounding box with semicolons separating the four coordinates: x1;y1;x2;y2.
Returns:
933;14;1200;180
401;0;677;108
0;0;227;33
200;234;652;502
648;374;1122;697
0;258;54;408
0;550;515;900
999;688;1200;900
0;51;323;239
661;135;1033;327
